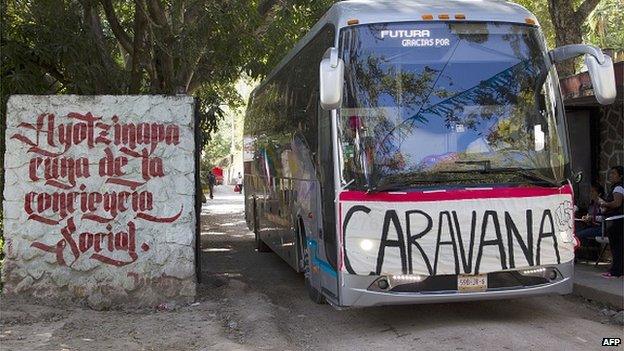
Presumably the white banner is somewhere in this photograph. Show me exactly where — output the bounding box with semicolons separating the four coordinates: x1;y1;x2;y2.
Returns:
340;192;575;276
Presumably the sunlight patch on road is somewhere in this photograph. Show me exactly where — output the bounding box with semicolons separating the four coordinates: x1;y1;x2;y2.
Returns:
201;231;227;235
230;234;253;238
201;203;244;214
203;247;232;252
219;220;247;227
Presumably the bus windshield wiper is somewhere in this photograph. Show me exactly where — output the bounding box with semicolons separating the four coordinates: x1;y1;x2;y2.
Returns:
440;166;563;187
455;160;492;171
492;167;565;187
369;177;482;193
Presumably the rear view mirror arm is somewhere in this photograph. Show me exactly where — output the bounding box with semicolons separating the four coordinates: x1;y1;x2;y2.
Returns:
549;44;605;64
549;44;616;105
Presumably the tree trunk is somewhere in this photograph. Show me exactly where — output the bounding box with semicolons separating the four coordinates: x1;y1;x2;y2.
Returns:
548;0;601;78
129;1;147;94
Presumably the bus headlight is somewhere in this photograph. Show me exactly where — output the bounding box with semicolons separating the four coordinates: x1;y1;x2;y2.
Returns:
391;274;427;283
359;239;374;251
520;267;546;276
519;267;558;280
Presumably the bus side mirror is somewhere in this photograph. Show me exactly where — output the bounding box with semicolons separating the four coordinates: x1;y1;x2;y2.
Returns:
585;54;616;105
319;47;344;110
549;44;616;105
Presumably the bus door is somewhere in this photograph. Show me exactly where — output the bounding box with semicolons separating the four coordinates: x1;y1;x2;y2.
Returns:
311;102;339;301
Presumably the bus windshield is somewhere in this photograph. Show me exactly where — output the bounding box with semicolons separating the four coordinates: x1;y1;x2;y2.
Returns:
338;22;570;191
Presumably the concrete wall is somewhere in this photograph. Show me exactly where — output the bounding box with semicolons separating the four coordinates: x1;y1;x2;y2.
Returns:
3;95;197;309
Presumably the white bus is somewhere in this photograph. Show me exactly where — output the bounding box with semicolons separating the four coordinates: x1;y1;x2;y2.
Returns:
243;0;616;307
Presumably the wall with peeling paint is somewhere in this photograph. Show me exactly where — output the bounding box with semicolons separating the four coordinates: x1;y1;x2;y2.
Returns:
3;95;196;309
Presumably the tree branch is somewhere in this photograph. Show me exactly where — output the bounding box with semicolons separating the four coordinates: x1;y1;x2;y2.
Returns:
129;0;147;93
253;0;292;39
100;0;133;54
8;39;69;85
146;0;169;29
258;0;280;16
133;0;157;86
575;0;601;22
183;2;201;26
82;1;117;74
36;61;68;86
145;0;175;92
140;17;162;91
187;74;204;94
181;45;209;92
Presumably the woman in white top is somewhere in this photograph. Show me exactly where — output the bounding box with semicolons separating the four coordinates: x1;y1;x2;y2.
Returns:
599;166;624;278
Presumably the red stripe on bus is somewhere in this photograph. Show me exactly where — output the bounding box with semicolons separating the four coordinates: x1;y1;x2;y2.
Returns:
338;184;572;202
338;202;344;271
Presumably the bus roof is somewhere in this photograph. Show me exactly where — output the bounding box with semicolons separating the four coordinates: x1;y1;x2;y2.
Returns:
252;0;537;96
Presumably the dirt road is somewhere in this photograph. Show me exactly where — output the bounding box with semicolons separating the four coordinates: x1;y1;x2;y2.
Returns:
1;185;622;351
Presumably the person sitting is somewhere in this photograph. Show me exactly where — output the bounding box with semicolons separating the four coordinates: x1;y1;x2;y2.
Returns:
576;181;605;246
599;166;624;278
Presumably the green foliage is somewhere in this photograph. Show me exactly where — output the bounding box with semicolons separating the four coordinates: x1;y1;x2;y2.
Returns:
512;0;556;47
0;0;338;273
1;0;336;133
584;0;624;52
513;0;623;51
199;79;251;179
512;0;621;76
245;1;335;79
5;0;617;268
204;126;231;168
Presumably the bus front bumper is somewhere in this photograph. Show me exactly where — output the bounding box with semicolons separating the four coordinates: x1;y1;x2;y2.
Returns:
337;262;574;308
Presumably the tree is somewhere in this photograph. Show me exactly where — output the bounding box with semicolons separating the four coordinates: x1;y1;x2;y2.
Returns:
512;0;556;46
1;0;335;134
514;0;609;77
0;0;336;261
584;0;624;61
547;0;602;77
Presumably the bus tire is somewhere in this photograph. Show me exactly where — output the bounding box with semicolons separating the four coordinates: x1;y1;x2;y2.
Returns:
256;234;271;253
253;201;271;253
298;219;325;304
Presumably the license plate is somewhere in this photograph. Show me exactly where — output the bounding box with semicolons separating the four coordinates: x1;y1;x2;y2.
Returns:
458;274;487;292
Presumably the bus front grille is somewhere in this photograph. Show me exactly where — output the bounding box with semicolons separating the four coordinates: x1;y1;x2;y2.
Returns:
374;271;551;293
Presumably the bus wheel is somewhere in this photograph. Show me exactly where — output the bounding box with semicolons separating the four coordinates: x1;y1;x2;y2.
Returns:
299;220;325;304
253;201;271;253
255;233;271;253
